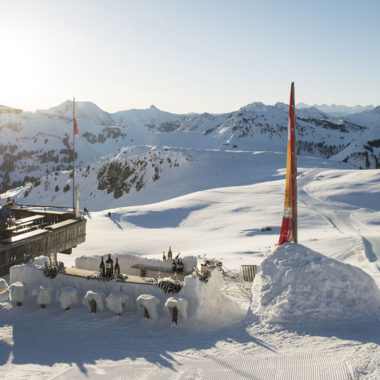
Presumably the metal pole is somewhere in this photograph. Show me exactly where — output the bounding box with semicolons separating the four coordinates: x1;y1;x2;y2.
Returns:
292;84;298;243
72;97;76;215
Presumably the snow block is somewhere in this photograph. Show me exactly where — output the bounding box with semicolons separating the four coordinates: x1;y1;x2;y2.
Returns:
251;243;380;326
9;282;25;306
137;294;160;320
33;285;52;308
106;292;129;315
83;290;105;312
165;297;188;322
10;264;44;288
56;287;78;310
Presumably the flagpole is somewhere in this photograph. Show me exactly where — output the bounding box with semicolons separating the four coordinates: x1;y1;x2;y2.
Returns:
291;83;298;243
72;97;76;215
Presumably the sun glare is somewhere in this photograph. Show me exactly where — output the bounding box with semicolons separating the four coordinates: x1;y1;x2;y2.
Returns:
1;32;52;107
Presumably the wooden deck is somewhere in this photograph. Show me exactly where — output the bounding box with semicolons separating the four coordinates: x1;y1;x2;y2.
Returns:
0;209;87;276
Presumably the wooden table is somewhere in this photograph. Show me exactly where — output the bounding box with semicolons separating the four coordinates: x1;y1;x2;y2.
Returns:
15;215;44;225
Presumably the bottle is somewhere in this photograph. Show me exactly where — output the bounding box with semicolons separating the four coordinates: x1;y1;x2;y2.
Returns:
99;256;105;276
175;252;180;259
114;258;120;277
105;254;113;276
172;259;177;272
167;246;173;261
163;251;166;261
178;259;183;273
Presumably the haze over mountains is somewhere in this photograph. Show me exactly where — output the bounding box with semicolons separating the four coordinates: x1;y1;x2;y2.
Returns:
0;99;380;209
296;103;374;117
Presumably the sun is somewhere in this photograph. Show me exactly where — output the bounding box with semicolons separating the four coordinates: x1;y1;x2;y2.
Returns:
0;30;52;108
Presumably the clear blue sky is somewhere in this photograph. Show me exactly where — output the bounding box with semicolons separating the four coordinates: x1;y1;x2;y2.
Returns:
0;0;379;113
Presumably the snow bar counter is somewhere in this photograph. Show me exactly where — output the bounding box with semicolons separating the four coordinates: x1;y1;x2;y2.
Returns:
0;207;86;275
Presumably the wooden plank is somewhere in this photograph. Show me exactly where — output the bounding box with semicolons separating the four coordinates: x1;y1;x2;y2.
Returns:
1;229;48;243
45;219;79;230
15;215;44;225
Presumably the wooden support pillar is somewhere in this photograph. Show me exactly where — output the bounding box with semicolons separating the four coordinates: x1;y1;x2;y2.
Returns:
89;299;97;313
171;306;178;324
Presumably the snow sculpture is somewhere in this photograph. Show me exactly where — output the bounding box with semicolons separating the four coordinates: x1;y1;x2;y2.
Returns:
32;285;52;308
165;297;188;324
251;243;380;326
83;290;105;313
137;294;160;320
106;292;129;315
0;278;8;292
9;282;25;306
56;287;78;310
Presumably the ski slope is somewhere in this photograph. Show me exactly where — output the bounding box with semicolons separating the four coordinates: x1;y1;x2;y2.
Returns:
1;151;380;379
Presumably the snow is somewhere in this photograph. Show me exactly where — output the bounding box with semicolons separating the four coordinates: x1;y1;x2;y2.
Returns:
251;243;380;326
2;101;380;377
32;255;49;266
82;290;105;312
137;294;160;320
164;297;188;320
34;285;52;307
8;282;25;304
56;287;78;310
105;292;129;315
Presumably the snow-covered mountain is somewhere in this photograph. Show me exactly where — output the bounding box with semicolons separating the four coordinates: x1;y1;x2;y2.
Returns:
343;106;380;128
297;103;375;117
0;99;379;201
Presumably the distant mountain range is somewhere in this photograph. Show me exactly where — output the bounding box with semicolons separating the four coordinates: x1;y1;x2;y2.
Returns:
0;99;379;206
296;103;374;117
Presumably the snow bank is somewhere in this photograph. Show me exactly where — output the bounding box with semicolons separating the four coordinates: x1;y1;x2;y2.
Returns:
179;270;243;325
251;243;380;326
32;256;49;266
75;253;197;276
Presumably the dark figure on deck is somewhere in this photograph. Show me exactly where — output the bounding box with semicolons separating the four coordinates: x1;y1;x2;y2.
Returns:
1;202;12;221
0;201;13;239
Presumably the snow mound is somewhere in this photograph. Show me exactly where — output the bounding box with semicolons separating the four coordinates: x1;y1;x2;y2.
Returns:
32;256;49;266
251;243;380;326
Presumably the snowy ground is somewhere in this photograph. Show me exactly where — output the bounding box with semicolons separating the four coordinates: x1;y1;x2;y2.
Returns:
1;151;380;379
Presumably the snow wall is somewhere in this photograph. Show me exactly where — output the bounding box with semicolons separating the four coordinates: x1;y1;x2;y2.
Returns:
9;262;241;325
75;253;197;276
251;243;380;326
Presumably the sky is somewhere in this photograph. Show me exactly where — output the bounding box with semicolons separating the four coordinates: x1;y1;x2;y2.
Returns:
0;0;379;114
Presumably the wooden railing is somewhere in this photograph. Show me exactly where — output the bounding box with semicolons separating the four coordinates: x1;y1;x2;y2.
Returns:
0;209;86;275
